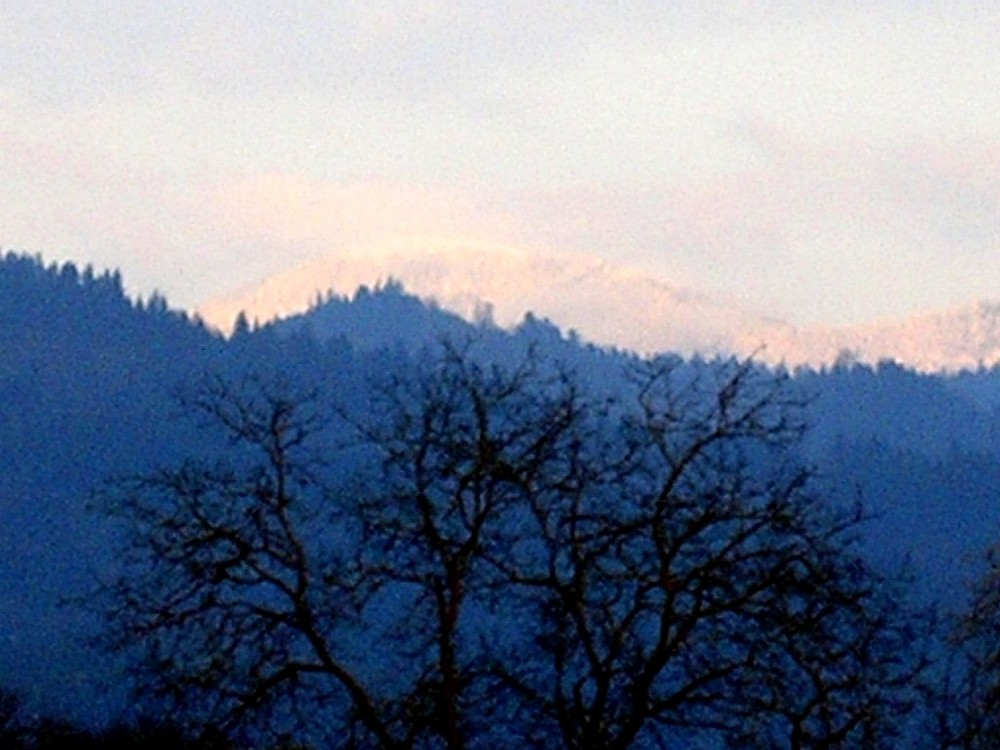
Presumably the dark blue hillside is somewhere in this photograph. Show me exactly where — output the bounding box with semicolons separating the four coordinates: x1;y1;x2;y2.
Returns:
270;279;476;349
824;441;1000;604
0;255;229;720
800;360;996;458
1;252;999;734
795;361;1000;605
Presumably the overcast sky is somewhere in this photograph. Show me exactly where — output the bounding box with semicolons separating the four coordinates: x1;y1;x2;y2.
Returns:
2;2;998;325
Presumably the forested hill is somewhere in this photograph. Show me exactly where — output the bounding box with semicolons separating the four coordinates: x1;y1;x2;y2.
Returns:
1;255;222;721
2;253;1000;742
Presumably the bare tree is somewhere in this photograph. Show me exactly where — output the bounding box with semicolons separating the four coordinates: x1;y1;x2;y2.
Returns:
101;349;580;749
936;545;1000;750
338;343;582;749
101;348;922;749
484;357;924;749
101;374;406;748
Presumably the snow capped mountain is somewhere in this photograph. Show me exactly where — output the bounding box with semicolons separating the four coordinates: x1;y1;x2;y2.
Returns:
835;302;1000;372
199;241;1000;372
199;240;793;353
739;302;1000;372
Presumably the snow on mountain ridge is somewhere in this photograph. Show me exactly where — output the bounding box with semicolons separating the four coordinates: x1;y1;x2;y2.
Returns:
842;301;1000;371
200;240;787;356
199;242;1000;373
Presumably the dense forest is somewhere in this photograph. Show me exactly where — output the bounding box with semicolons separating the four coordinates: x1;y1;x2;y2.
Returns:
1;253;999;748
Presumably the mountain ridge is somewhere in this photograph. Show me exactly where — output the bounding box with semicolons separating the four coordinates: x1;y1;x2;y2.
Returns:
199;242;1000;373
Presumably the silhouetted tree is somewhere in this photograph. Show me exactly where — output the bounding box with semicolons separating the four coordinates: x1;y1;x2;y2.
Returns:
101;347;923;749
482;357;924;749
100;374;373;748
100;354;571;749
335;343;584;749
935;545;1000;750
232;311;252;337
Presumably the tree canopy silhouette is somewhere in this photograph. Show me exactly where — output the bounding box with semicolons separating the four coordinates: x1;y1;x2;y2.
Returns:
100;343;924;749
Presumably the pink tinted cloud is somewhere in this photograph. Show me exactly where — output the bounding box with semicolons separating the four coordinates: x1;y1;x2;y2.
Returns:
0;127;114;186
211;175;525;250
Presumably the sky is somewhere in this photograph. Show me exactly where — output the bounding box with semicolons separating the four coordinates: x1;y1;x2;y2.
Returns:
2;2;999;326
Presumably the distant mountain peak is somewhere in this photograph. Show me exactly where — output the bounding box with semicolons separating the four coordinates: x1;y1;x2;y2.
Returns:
199;242;1000;373
199;241;785;356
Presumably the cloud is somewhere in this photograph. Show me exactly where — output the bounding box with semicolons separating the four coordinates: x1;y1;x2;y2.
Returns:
211;175;525;250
